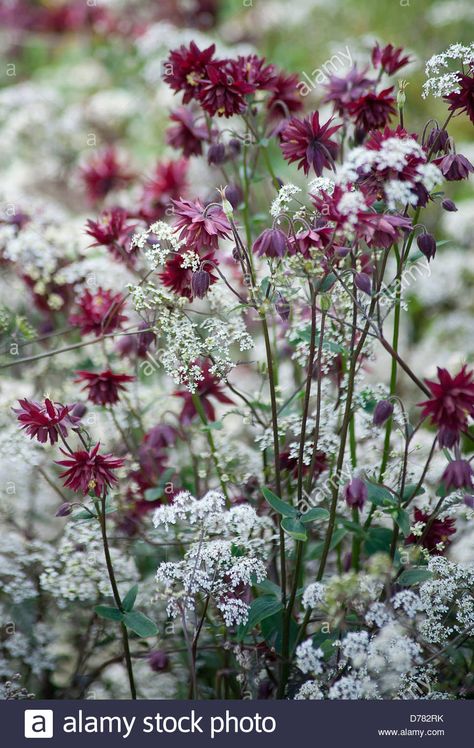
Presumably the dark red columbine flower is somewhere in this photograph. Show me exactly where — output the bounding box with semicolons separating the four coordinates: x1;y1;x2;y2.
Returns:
198;60;255;117
75;370;135;406
172;198;231;250
280;111;341;176
406;508;456;555
85;208;137;264
425;126;449;155
418;365;474;448
174;362;234;424
252;228;287;258
322;65;375;117
344;477;368;509
81;147;133;203
266;70;304;133
359;126;431;208
433;152;474;181
69;287;127;337
234;54;277;89
56;443;124;497
160;250;218;300
371;43;411;75
441;460;473;491
444;67;474;125
14;398;79;445
347;87;396;133
139;158;188;222
359;211;412;249
163;41;216;103
166;107;210;158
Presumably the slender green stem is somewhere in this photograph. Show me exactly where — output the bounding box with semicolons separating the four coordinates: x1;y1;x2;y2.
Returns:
95;493;136;700
191;393;229;502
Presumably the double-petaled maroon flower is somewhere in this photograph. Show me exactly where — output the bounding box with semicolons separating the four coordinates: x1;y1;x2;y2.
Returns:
198;60;255;117
433;152;474;181
322;65;375;117
418;365;474;447
81;147;133;203
75;370;135;406
85;208;137;264
14;398;79;445
172;198;231;250
371;43;411;75
166;107;209;158
159;249;218;300
163;41;216;103
442;460;473;491
56;442;124;496
234;54;277;89
406;508;456;555
444;67;474;125
139;158;188;222
174;362;234;423
347;88;396;133
70;287;127;337
280;111;341;176
266;70;304;133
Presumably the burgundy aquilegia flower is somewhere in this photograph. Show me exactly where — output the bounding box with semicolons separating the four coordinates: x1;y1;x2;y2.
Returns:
163;41;216;103
371;43;411;75
56;442;124;497
347;88;396;133
418;365;474;447
14;398;79;445
172;198;231;250
81;147;133;203
406;508;456;555
280;111;341;176
75;370;135;406
69;287;128;337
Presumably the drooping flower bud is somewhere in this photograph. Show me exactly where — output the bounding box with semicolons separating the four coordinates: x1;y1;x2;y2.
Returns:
148;650;170;672
344;477;368;509
417;232;436;261
191;269;211;299
207;142;226;165
55;502;73;517
373;399;394;426
355;272;372;296
426;126;449;155
275;294;290;321
441;198;457;212
71;402;87;419
464;494;474;509
224;184;242;209
442;460;473;490
252;228;287;258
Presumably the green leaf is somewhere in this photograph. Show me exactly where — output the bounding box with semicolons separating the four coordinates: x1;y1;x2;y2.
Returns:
281;516;307;541
122;584;138;613
123;611;158;638
95;605;124;622
402;483;425;502
72;509;97;521
300;507;330;524
255;579;281;598
395;508;411;537
364;527;393;556
398;568;433;586
319;273;336;292
365;481;396;506
261;610;299;655
246;596;284;630
262;487;297;518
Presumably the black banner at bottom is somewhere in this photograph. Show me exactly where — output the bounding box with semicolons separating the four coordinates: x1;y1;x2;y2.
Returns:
3;699;471;747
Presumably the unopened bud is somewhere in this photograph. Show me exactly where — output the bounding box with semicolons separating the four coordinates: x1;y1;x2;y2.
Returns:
417;232;436;261
191;269;211;299
55;502;73;517
373;399;394;426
